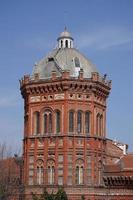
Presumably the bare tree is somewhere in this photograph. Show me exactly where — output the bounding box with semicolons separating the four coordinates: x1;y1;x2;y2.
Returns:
0;142;22;200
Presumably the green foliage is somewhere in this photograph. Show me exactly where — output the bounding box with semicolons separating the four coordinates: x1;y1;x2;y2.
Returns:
41;188;55;200
0;184;6;200
55;187;68;200
81;194;85;200
31;192;40;200
31;187;68;200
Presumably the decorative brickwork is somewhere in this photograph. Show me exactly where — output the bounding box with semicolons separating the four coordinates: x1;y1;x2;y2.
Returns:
20;29;133;200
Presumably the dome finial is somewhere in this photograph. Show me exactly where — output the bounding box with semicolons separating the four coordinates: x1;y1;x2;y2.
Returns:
64;26;67;31
57;28;74;49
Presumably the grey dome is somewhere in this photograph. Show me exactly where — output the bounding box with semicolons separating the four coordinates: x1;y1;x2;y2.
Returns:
57;30;73;41
57;27;73;41
32;30;98;79
32;48;98;79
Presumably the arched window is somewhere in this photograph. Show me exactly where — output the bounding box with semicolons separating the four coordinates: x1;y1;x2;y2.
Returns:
47;160;55;185
98;161;102;185
75;159;84;185
56;110;60;133
80;166;84;184
77;111;82;133
85;111;91;134
65;40;68;48
43;113;47;133
100;115;103;136
36;166;44;185
61;40;63;48
96;113;100;136
69;111;74;132
33;111;39;134
76;166;84;185
96;114;103;136
48;166;55;185
36;160;44;185
74;57;80;68
43;110;52;134
76;166;79;184
49;113;52;133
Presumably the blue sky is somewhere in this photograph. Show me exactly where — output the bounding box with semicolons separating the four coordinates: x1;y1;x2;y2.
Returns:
0;0;133;153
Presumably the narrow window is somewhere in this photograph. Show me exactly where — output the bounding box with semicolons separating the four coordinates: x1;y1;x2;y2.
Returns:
65;40;68;48
76;166;84;184
41;166;44;184
37;166;43;185
96;114;99;135
37;166;40;184
61;40;63;48
77;111;82;133
33;112;39;134
48;166;51;184
96;114;103;136
76;166;79;184
56;110;60;133
80;166;84;184
48;166;54;185
69;111;74;132
49;113;52;133
52;166;55;184
85;112;90;134
74;57;80;68
43;113;47;134
99;114;103;136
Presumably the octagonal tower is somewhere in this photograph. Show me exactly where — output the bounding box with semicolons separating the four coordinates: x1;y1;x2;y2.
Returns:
20;29;111;200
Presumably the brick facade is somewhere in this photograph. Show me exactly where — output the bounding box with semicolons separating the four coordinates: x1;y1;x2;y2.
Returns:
20;30;133;199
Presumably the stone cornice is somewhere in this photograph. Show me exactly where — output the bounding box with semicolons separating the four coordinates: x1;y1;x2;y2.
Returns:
20;71;111;99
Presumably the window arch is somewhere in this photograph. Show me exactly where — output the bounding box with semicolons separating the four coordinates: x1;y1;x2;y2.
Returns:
96;113;103;136
74;57;80;68
77;111;82;133
48;166;55;185
61;40;63;48
33;111;40;134
56;110;61;133
76;166;80;184
36;160;44;185
75;159;84;185
69;110;74;132
100;114;103;136
43;113;47;133
37;166;44;185
75;159;84;184
47;160;55;185
65;40;68;48
85;111;90;134
49;113;52;133
43;109;52;134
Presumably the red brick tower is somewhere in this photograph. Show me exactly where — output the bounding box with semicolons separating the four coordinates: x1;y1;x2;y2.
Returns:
20;29;111;199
